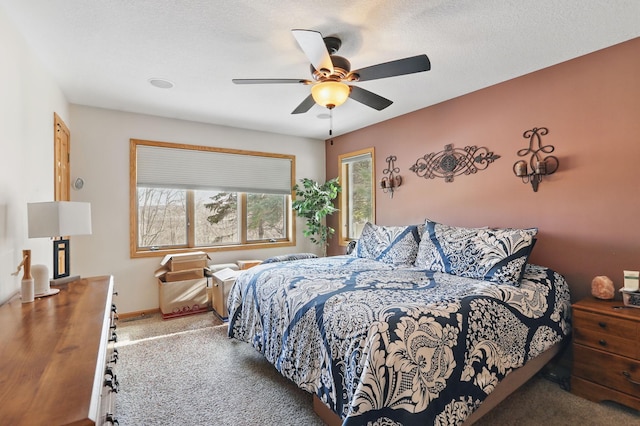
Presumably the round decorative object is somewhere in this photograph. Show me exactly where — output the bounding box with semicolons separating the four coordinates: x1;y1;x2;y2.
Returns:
440;155;457;172
73;177;85;190
591;275;614;300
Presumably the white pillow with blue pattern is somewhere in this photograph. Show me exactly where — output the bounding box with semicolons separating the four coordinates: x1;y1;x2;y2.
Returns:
355;222;422;266
415;220;537;286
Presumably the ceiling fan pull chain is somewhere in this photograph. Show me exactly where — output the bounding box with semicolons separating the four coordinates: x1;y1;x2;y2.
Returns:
329;108;333;136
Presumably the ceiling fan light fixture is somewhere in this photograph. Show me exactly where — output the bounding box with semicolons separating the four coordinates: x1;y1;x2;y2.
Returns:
311;81;350;109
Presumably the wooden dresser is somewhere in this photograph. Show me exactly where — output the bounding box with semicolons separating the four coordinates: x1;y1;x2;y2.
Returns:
571;297;640;410
0;276;119;425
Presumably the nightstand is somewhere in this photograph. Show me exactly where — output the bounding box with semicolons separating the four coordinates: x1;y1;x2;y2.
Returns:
571;297;640;410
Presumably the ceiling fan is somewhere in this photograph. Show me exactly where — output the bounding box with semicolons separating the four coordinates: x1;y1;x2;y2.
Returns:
232;29;431;114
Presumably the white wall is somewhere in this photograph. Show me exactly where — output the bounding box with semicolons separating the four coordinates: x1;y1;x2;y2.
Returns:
1;5;325;313
0;8;69;304
69;105;325;313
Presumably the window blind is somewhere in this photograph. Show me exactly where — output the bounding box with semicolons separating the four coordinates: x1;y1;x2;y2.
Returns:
136;144;293;195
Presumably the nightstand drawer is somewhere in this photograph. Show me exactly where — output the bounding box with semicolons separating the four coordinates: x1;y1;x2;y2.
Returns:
573;326;637;358
573;345;640;396
573;309;637;339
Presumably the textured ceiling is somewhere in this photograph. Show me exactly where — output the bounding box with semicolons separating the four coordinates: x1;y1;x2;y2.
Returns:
2;0;639;140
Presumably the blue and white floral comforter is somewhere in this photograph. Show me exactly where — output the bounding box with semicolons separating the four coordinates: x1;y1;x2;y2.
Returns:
228;255;571;425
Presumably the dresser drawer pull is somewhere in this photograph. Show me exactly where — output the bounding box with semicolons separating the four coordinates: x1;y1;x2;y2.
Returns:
622;371;640;386
109;348;119;364
598;321;607;328
104;376;119;393
598;339;607;346
106;413;119;425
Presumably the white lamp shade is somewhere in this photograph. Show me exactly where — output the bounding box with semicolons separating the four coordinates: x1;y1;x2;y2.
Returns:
28;201;92;238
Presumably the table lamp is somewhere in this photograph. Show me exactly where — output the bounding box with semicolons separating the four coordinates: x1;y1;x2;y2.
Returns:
27;201;92;285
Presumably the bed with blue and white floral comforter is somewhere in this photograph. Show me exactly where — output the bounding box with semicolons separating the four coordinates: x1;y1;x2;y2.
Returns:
228;255;571;425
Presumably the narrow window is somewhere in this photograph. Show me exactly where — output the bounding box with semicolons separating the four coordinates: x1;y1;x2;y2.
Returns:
338;148;375;245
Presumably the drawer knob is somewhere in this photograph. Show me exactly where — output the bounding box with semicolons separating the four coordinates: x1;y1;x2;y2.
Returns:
622;371;640;386
109;348;119;364
598;339;607;346
598;321;607;328
104;376;119;393
106;413;119;425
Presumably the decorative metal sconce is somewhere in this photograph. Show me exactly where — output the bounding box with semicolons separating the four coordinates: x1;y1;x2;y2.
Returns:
513;127;559;192
380;155;402;198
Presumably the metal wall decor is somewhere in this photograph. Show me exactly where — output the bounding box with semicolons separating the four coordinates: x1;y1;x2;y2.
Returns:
409;144;500;183
380;155;402;198
513;127;559;192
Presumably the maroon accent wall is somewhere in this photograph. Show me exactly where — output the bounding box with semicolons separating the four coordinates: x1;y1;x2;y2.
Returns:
325;38;640;303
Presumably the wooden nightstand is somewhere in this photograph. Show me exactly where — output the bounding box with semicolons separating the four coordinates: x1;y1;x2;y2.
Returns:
571;297;640;410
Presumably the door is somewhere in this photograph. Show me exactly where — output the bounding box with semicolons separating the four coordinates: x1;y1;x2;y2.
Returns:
54;113;70;201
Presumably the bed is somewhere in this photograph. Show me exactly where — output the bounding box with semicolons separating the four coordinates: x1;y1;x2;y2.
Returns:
228;220;572;425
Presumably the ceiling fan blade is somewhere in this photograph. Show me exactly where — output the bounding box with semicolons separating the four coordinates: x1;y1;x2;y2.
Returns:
352;54;431;82
291;29;334;75
349;86;393;111
291;94;316;114
232;78;311;85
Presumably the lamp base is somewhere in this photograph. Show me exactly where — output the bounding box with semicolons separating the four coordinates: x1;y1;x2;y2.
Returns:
50;275;81;286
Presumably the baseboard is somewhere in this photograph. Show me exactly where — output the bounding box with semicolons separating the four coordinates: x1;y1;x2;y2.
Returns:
118;308;160;320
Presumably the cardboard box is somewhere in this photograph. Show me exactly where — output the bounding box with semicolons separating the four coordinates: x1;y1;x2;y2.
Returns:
155;267;204;283
236;259;263;270
211;268;242;318
158;277;209;319
160;251;210;272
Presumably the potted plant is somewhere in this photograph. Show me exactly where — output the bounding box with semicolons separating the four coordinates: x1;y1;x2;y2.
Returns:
292;177;341;257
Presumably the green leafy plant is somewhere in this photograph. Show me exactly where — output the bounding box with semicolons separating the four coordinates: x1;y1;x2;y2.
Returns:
292;177;341;256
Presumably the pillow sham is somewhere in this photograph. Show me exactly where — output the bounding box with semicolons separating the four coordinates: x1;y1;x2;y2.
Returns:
415;220;537;285
355;222;422;266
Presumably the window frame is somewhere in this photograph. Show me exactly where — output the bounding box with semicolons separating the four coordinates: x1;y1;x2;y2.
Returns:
337;147;376;246
130;139;296;258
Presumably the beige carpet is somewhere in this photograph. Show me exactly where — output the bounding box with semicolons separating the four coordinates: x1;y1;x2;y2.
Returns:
116;312;640;425
116;313;323;425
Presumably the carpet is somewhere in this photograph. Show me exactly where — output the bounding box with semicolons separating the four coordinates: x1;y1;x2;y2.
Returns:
115;313;640;425
115;319;323;425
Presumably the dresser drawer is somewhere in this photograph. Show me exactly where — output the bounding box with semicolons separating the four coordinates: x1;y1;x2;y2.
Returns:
573;345;640;396
573;309;637;339
573;326;637;358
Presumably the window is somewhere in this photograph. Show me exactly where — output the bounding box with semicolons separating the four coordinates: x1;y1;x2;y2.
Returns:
130;139;295;257
338;148;375;245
